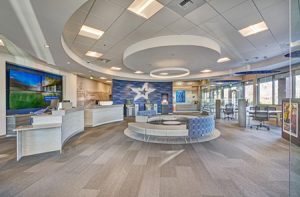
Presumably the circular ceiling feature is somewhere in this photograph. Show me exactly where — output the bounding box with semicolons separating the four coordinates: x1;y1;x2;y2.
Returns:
123;35;221;74
150;67;190;79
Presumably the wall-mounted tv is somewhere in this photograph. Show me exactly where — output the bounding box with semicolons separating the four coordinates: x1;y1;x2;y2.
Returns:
6;63;63;115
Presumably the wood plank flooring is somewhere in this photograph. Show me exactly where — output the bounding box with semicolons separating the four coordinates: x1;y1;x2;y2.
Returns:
0;118;299;197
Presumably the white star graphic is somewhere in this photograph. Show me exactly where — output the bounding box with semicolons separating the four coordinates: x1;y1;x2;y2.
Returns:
131;83;156;101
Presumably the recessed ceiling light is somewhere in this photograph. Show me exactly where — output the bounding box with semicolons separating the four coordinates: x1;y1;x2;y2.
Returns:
90;76;94;80
79;25;104;40
217;57;231;63
159;72;168;75
85;51;103;58
201;69;212;73
106;80;112;83
0;39;4;46
134;70;144;74
239;21;268;37
44;44;50;48
128;0;164;19
111;67;122;71
67;61;70;64
100;77;107;80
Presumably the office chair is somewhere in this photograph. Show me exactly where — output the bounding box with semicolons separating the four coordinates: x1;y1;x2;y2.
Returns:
223;104;234;120
250;107;270;130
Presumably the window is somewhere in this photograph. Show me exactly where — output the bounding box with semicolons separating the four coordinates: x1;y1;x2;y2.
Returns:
224;88;229;104
244;82;254;105
274;80;278;104
259;77;273;104
296;74;300;98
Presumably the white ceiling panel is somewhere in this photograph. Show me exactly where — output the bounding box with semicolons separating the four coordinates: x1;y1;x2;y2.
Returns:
78;0;94;12
246;30;277;49
68;9;88;25
150;7;181;27
90;0;124;22
157;0;173;5
167;17;196;34
259;1;289;44
184;3;218;25
127;20;164;41
199;15;236;38
253;0;285;10
181;26;207;36
208;0;247;13
222;0;262;30
109;0;134;8
85;13;113;31
74;35;96;47
153;27;176;37
63;30;77;45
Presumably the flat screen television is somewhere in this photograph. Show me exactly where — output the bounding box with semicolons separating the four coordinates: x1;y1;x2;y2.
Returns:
6;63;63;115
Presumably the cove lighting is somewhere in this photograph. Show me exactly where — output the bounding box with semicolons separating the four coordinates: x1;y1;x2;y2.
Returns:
100;77;107;80
134;70;144;74
79;25;104;40
111;67;122;71
159;72;168;75
239;21;268;37
0;39;4;46
85;51;103;58
201;69;212;73
217;57;230;63
128;0;164;19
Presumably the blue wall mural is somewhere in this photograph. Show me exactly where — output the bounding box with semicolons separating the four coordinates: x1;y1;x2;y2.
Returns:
176;90;186;103
112;79;173;113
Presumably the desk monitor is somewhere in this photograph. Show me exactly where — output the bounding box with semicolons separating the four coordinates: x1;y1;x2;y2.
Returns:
49;99;59;109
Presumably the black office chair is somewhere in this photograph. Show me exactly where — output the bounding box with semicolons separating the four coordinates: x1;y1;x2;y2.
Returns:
250;107;270;130
223;104;234;120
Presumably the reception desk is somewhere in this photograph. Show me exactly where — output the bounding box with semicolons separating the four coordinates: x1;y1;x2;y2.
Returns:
84;105;124;127
14;107;84;161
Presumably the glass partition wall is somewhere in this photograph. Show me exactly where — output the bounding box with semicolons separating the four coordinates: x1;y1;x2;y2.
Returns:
290;0;300;196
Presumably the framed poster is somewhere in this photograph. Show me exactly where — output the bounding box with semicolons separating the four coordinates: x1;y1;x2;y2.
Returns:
283;101;298;137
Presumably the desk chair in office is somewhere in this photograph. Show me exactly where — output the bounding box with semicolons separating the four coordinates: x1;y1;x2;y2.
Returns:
250;107;270;130
223;104;234;120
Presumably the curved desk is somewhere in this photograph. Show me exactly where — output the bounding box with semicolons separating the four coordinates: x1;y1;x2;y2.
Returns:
84;105;124;127
14;107;84;161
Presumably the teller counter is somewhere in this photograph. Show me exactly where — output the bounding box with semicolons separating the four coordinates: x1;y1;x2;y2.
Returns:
14;107;84;161
84;105;124;127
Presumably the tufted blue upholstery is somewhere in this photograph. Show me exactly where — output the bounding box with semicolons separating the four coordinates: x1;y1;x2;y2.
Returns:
187;115;215;137
137;110;157;117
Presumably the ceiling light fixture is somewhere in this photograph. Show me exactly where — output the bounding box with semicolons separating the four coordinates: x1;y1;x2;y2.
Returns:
0;39;4;46
239;21;268;37
106;80;112;83
100;77;107;80
44;44;50;48
159;72;169;75
111;67;122;71
134;70;144;74
128;0;164;19
201;69;212;73
79;25;104;40
90;76;94;80
217;57;230;63
85;51;103;58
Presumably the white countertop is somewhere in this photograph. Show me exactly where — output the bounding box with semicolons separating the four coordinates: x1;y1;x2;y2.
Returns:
14;123;62;132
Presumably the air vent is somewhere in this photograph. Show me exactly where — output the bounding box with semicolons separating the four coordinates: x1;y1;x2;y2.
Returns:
99;58;111;63
167;0;205;16
179;0;193;8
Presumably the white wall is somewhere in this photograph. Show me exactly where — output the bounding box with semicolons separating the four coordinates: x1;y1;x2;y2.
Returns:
0;53;77;136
